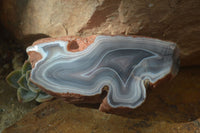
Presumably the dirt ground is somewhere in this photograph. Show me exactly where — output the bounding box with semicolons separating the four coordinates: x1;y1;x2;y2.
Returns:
1;67;200;133
0;80;37;132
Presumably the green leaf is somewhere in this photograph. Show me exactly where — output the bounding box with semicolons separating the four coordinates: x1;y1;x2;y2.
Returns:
26;70;41;93
22;60;32;74
17;75;29;90
6;70;22;89
36;91;53;102
28;80;41;93
26;70;31;81
17;87;38;103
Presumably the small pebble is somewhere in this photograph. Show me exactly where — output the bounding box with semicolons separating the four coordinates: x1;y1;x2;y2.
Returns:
148;3;154;8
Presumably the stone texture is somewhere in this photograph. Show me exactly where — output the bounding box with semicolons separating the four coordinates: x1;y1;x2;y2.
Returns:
26;35;179;113
3;67;200;133
0;80;37;132
0;0;200;66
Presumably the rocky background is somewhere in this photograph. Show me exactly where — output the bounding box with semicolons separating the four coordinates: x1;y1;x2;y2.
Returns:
1;0;200;66
0;0;200;132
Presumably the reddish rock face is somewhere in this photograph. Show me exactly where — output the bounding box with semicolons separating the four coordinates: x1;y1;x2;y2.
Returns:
0;0;199;66
26;35;179;113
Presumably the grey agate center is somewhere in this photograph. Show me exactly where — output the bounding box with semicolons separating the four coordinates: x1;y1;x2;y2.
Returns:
27;36;179;109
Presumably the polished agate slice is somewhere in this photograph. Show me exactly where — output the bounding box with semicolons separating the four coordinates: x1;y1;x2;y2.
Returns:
26;35;179;110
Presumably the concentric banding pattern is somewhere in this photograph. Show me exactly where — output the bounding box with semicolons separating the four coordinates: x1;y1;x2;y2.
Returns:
26;36;179;108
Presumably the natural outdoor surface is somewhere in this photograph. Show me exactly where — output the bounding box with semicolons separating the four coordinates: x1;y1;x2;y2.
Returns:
2;68;200;133
0;24;38;132
0;80;37;132
0;0;199;132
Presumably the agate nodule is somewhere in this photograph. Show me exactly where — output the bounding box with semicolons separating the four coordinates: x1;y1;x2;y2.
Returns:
26;35;179;112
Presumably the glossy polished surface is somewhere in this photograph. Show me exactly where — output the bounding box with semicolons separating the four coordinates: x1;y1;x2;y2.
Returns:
27;36;179;108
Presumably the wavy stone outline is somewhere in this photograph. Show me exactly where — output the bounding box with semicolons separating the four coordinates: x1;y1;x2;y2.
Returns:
27;35;179;109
